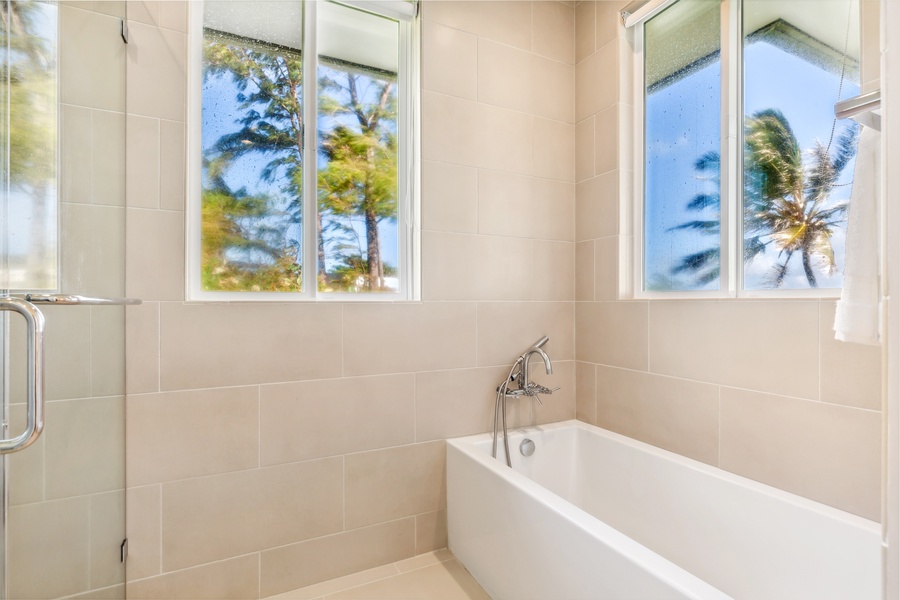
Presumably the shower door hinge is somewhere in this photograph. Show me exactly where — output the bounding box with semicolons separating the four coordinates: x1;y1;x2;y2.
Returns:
120;538;128;563
121;19;129;44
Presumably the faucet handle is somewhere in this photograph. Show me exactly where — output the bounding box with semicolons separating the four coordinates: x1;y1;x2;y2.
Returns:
528;383;557;395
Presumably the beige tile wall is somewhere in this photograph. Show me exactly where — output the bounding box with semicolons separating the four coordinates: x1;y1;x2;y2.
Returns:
574;1;882;522
124;2;576;598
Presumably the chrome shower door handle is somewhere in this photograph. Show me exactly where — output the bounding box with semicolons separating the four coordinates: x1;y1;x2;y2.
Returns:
23;294;141;306
0;297;45;454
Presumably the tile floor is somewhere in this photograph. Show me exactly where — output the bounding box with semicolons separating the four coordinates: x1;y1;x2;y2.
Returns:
265;549;490;600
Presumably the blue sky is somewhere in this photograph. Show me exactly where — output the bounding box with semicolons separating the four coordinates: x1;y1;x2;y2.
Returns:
645;37;860;292
201;55;399;288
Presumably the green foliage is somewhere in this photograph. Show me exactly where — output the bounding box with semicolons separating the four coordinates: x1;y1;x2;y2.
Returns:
2;2;57;189
671;110;859;289
201;30;399;294
200;186;301;292
317;70;398;292
200;32;304;292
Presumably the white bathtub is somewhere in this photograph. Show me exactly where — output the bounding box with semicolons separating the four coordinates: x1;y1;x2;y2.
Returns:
447;420;881;600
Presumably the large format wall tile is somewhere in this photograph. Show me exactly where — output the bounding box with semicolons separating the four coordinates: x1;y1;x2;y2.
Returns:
343;302;476;375
127;387;259;486
125;208;184;301
477;39;532;114
126;485;161;582
819;301;882;410
159;302;343;389
575;361;597;424
259;519;415;597
60;5;125;111
126;302;159;394
260;374;416;465
649;301;819;400
423;1;533;51
127;555;259;600
345;442;446;529
422;161;477;233
422;232;534;300
415;366;509;441
576;301;649;370
39;304;93;401
161;458;343;571
7;404;44;506
533;240;576;301
595;366;719;465
575;1;596;64
534;117;576;182
90;491;126;590
719;387;880;520
477;171;574;241
62;204;126;298
61;104;92;204
422;20;477;100
45;396;125;499
575;172;619;241
533;2;575;64
9;497;91;600
126;115;160;209
476;301;575;365
91;306;126;397
126;22;186;121
422;92;534;175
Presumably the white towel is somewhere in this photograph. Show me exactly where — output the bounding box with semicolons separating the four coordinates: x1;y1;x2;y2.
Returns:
834;126;881;345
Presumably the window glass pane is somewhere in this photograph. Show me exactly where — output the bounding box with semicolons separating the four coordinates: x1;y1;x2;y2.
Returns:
644;0;722;292
742;0;860;290
317;1;400;293
201;1;303;292
5;1;58;291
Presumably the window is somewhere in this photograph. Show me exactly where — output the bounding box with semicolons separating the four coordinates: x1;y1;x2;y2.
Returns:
3;1;58;291
188;0;419;301
632;0;861;296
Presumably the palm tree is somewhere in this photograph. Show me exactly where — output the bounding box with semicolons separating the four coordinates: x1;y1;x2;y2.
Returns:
672;109;859;288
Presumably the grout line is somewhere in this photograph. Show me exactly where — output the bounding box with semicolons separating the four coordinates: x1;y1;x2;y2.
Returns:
158;483;163;575
717;385;722;467
86;493;93;589
341;455;346;532
257;386;262;468
156;301;162;393
817;299;822;402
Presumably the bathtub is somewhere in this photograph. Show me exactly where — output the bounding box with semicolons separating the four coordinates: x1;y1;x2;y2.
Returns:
447;420;881;600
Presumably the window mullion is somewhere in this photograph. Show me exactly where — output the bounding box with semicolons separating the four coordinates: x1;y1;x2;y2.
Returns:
720;0;741;296
302;0;319;299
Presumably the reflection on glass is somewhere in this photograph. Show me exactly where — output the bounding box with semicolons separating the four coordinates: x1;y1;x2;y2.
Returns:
2;1;58;291
317;1;399;293
644;0;721;292
200;1;304;292
743;0;860;290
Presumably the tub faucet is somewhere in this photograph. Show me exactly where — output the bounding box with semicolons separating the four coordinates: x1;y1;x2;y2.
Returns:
516;336;553;396
493;336;559;467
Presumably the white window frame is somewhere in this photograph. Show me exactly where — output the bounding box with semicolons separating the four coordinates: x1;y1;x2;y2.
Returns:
628;0;852;299
186;0;421;302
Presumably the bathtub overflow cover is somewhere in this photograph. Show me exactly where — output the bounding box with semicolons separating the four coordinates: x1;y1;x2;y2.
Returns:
520;439;535;457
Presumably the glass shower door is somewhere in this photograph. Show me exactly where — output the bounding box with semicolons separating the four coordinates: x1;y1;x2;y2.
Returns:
1;2;129;598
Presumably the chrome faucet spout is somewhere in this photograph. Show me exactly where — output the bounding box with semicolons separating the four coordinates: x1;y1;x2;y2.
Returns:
521;346;552;389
